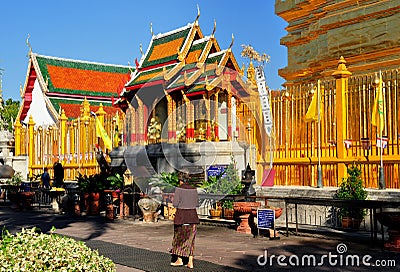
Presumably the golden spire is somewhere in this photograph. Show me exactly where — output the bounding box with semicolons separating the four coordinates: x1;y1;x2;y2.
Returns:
150;22;154;36
240;63;245;77
247;61;256;86
228;33;234;51
140;43;144;56
195;4;200;25
211;19;217;37
26;34;32;56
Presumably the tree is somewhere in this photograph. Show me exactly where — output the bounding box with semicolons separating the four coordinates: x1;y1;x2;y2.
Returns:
0;98;20;132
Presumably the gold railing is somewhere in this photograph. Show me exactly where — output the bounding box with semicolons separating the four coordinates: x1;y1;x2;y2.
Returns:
266;58;400;189
14;100;122;181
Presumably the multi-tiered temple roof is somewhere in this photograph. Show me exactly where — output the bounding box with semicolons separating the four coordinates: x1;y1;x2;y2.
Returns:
119;20;250;106
17;54;130;125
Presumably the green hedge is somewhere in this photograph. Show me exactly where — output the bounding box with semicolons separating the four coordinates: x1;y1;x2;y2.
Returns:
0;227;115;271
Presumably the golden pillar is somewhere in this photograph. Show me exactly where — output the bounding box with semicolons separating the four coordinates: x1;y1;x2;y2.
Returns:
59;109;68;159
132;106;137;145
137;98;145;145
28;115;35;177
165;93;176;143
227;91;232;141
204;94;211;141
332;56;352;182
172;97;177;142
71;121;77;161
14;121;22;156
214;91;219;141
96;103;107;149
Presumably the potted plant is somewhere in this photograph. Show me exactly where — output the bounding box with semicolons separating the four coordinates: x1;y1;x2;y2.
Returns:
222;200;234;220
6;172;23;208
201;161;243;220
336;163;368;229
77;173;90;214
107;173;124;191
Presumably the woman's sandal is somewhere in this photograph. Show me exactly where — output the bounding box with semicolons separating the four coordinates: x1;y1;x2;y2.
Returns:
170;257;183;267
186;256;194;269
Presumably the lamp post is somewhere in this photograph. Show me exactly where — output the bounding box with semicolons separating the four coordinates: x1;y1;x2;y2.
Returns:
247;118;252;168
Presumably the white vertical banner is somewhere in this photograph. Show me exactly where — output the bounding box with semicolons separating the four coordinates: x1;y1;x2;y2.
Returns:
255;66;273;136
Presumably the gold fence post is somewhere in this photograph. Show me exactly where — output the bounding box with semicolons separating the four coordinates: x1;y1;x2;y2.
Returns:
28;115;35;177
96;103;106;149
14;121;22;156
332;56;352;183
60;110;68;160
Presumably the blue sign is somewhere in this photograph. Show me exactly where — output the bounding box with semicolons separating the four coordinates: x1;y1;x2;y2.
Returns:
206;165;228;180
257;209;275;229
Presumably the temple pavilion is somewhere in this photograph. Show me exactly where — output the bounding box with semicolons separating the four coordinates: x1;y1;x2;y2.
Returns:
116;16;266;180
16;53;130;126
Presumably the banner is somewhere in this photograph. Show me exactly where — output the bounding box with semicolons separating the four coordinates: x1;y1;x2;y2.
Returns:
255;66;273;136
371;71;384;134
376;137;388;148
95;117;113;151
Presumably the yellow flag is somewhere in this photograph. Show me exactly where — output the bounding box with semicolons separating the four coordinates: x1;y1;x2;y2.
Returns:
371;72;384;134
95;118;112;151
305;81;323;122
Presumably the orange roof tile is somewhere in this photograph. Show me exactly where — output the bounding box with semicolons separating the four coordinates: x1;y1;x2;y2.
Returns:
47;65;130;94
147;38;185;62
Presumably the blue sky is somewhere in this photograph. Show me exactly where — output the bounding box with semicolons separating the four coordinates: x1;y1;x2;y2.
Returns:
0;0;287;101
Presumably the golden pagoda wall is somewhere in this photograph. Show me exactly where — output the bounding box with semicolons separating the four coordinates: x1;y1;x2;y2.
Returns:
275;0;400;85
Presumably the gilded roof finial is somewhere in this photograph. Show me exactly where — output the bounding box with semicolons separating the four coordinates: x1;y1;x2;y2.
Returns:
140;43;144;56
26;34;32;56
195;4;200;25
211;19;217;37
150;22;154;36
228;34;234;51
240;63;245;77
127;62;134;73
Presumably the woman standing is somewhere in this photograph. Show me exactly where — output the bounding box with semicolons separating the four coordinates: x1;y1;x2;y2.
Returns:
170;172;199;269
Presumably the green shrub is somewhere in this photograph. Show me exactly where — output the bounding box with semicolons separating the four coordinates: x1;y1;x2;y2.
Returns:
336;164;368;219
148;172;180;193
0;227;115;271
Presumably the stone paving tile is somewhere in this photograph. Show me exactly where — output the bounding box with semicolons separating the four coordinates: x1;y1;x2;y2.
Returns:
0;207;399;271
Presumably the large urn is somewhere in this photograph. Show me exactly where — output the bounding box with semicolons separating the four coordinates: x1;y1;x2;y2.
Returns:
376;209;400;252
233;201;261;234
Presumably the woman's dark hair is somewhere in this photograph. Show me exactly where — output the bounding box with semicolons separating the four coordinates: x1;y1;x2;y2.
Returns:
178;171;189;182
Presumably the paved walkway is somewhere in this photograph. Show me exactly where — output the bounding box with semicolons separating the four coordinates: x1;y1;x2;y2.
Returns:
0;207;399;271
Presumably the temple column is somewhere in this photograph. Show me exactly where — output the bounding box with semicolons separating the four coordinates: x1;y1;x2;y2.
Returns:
28;116;35;177
59;110;68;161
332;56;352;183
131;105;136;145
172;97;177;142
127;102;136;145
71;121;76;161
166;93;176;143
182;91;193;142
96;104;107;151
204;94;211;141
214;91;219;141
14;121;22;156
227;91;232;141
137;98;145;145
